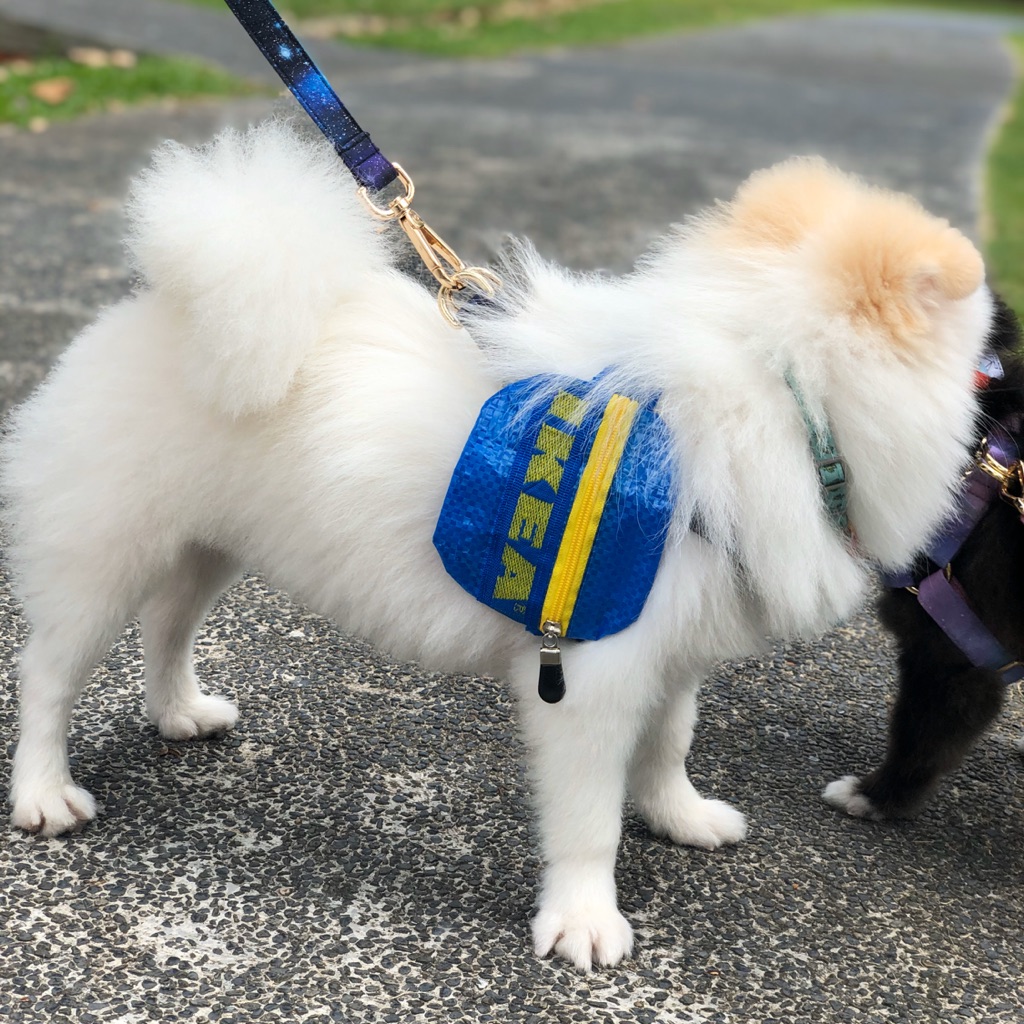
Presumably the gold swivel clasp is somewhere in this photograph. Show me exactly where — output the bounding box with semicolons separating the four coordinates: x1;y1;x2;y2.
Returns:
974;436;1024;517
359;164;501;328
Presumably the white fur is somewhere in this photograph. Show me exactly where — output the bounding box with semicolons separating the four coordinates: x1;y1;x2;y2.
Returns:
124;120;396;417
3;122;992;971
822;775;882;819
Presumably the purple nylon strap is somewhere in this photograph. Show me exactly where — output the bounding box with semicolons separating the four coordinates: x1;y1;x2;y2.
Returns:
917;570;1024;683
883;420;1023;685
932;467;1001;563
883;469;996;589
223;0;397;192
882;424;1016;588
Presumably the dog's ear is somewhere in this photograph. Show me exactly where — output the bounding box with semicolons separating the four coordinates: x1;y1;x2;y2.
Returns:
718;157;856;249
716;158;985;348
812;193;985;349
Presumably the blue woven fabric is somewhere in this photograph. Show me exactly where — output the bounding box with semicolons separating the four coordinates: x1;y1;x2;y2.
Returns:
433;374;675;640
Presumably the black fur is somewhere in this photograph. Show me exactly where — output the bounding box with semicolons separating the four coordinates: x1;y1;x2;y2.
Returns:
853;296;1024;816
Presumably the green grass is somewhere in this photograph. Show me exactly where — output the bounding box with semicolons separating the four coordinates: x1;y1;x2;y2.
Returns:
176;0;1024;58
0;54;265;130
985;35;1024;315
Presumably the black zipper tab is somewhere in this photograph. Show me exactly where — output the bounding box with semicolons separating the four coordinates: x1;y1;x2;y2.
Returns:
538;621;566;703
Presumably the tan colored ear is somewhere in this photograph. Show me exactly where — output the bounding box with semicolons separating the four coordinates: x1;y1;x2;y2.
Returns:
812;192;985;348
917;223;986;301
719;156;858;249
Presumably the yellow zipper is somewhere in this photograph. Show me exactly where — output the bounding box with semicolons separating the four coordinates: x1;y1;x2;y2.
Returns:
540;393;640;635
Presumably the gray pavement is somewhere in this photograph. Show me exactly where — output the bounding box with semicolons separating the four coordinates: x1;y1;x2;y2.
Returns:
1;4;1023;1022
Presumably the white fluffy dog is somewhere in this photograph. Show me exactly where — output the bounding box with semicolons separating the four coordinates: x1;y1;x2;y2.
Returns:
4;121;992;970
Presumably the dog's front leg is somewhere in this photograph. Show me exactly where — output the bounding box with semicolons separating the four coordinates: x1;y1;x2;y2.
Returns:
515;642;650;972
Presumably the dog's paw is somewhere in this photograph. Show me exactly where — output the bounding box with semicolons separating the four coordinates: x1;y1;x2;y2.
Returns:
822;775;882;819
641;792;747;850
667;797;747;850
533;902;634;972
11;782;97;836
152;693;238;741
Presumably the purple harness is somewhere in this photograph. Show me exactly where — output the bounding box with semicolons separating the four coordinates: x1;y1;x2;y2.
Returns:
883;421;1024;685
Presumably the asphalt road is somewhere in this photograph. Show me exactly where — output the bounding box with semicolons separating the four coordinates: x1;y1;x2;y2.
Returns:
0;5;1023;1022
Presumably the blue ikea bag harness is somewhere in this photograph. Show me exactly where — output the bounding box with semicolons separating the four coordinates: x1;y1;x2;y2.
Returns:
224;0;850;703
433;376;676;701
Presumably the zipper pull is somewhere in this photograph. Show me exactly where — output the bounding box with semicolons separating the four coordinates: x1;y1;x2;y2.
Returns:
538;621;566;703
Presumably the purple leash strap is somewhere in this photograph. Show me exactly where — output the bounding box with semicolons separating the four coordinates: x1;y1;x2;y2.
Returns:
917;570;1024;684
883;419;1024;684
880;468;996;589
222;0;396;192
882;423;1017;588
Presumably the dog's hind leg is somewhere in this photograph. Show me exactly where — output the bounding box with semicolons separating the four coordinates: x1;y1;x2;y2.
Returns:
628;681;747;850
10;596;134;836
139;544;241;741
823;657;1005;819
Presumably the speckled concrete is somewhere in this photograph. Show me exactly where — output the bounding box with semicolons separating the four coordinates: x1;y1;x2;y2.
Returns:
1;8;1023;1023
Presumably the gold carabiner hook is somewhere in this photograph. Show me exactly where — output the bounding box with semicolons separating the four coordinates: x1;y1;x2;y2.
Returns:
1001;461;1024;518
973;435;1024;518
975;435;1017;487
359;164;500;328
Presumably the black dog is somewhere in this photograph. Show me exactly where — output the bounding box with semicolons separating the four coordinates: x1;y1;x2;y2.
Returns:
826;296;1024;818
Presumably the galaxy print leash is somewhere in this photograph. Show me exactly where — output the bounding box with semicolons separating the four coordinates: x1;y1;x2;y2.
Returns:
222;0;499;325
222;0;395;190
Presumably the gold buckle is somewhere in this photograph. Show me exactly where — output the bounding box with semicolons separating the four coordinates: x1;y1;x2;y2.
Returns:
974;437;1024;516
905;561;954;596
974;436;1016;487
999;461;1024;517
359;164;500;328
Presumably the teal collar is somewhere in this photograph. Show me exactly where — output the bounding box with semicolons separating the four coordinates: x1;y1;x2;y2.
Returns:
787;374;851;536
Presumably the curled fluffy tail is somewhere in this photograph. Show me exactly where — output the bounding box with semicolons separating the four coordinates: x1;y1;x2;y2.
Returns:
126;119;394;417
